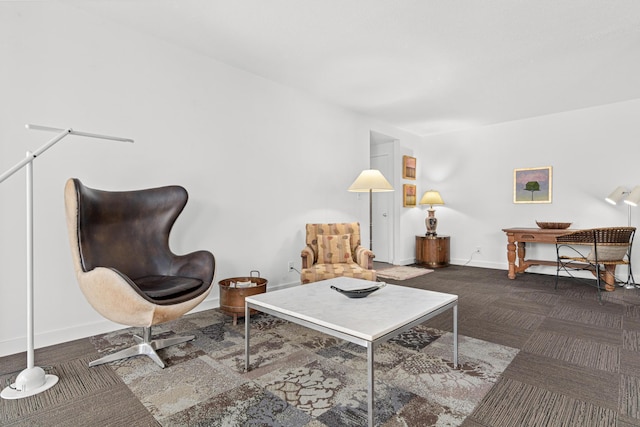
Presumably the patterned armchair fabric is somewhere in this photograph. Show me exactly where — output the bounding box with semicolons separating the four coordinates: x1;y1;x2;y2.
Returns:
300;222;376;284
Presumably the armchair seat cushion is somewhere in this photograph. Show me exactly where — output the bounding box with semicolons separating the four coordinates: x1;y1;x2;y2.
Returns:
586;245;629;262
134;275;204;300
301;262;376;284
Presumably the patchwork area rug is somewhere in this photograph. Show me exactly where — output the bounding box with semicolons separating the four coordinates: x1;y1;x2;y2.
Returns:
377;265;434;280
90;309;517;426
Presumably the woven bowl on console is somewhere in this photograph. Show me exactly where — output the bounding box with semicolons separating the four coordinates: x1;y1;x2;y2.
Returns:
536;221;572;229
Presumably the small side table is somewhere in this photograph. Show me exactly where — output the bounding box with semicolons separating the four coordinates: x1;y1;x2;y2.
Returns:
416;235;450;268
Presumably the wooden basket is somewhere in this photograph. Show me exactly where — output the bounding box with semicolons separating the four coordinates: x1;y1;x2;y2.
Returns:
218;271;267;324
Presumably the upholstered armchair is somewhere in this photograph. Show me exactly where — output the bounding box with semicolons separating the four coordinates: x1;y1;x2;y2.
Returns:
64;178;215;368
300;222;376;284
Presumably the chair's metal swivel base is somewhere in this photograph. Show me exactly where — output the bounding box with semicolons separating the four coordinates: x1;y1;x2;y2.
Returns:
89;326;194;369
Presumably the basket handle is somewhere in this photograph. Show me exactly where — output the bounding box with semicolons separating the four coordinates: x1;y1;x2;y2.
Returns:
250;270;260;278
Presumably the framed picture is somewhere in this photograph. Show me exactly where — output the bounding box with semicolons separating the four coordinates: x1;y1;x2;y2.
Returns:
402;155;416;180
514;166;552;203
403;184;417;207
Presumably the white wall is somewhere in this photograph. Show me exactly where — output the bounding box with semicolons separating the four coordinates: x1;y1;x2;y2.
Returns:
3;2;639;358
0;3;380;356
410;99;640;274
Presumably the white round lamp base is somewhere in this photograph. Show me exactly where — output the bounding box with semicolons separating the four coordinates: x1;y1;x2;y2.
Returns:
1;367;59;400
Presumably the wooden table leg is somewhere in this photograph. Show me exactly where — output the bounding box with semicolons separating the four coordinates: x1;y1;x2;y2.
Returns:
506;236;517;279
517;242;526;272
602;265;617;292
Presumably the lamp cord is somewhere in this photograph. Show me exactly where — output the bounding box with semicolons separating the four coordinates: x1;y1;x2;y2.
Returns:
463;251;477;266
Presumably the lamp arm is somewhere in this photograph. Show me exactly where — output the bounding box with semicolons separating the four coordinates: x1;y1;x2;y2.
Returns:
0;129;71;183
27;124;134;143
1;125;134;184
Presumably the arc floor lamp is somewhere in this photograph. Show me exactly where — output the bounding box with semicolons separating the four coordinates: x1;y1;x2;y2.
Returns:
348;169;394;251
0;124;133;399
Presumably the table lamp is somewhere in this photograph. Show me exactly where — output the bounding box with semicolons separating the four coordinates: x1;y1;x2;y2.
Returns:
419;190;444;237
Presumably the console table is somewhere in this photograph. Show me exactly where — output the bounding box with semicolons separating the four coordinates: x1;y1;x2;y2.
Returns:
502;228;573;279
502;227;619;291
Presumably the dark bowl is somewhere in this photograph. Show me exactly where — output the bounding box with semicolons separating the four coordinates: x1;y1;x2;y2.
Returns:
331;283;386;298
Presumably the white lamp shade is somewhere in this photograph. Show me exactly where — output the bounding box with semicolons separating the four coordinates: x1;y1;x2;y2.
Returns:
624;185;640;207
605;186;627;205
419;190;444;207
348;169;394;192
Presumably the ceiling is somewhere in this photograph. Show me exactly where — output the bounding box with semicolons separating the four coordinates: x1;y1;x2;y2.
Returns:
65;0;640;136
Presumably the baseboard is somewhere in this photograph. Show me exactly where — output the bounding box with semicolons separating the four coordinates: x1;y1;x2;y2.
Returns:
0;279;300;358
450;258;506;270
392;258;416;266
0;318;125;359
449;259;597;281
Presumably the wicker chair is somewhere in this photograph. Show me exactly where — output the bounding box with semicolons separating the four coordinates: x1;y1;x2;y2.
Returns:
555;227;635;302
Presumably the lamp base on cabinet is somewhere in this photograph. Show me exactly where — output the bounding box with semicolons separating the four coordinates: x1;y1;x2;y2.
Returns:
425;209;438;236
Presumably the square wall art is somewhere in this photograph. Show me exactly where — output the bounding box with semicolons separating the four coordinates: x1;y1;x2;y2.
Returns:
514;166;552;203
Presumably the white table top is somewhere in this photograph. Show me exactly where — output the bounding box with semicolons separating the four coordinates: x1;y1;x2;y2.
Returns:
245;277;458;341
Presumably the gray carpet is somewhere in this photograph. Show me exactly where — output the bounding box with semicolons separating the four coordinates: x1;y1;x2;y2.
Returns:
390;265;640;427
1;265;640;426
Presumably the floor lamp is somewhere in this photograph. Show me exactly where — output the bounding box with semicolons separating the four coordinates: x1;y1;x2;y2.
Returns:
348;169;394;251
605;186;633;226
605;186;639;289
0;124;133;400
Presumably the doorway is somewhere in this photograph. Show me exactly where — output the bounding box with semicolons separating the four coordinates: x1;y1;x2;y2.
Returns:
370;131;396;263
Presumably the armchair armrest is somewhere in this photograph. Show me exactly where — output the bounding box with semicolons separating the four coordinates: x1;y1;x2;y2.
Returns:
301;246;315;268
355;246;375;269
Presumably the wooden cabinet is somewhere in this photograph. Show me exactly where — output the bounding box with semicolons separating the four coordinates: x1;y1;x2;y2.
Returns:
416;235;450;268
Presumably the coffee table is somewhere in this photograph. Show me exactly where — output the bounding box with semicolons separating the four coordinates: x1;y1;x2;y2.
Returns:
244;277;458;426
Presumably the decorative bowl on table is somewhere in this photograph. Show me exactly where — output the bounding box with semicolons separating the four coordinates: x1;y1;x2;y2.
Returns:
331;282;386;298
536;221;572;229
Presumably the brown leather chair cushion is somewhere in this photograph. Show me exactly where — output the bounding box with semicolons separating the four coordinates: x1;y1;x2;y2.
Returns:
134;275;204;299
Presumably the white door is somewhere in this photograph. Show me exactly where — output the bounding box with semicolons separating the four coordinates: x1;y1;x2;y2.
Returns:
371;146;394;263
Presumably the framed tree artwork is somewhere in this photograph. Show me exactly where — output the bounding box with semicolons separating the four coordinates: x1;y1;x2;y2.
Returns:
402;155;416;179
514;166;552;203
403;184;417;207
